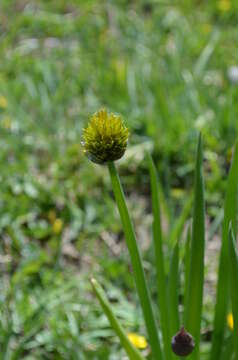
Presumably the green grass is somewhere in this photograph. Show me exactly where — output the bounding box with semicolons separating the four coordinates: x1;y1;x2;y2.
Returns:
108;161;163;359
184;135;205;360
89;133;238;359
0;0;238;358
210;140;238;360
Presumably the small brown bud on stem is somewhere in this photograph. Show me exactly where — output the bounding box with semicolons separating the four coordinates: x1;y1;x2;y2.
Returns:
171;326;195;357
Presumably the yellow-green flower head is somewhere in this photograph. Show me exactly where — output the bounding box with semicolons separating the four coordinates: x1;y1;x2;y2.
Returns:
82;108;129;164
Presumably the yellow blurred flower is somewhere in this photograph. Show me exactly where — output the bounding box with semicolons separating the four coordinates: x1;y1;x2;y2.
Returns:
127;333;148;349
52;218;63;234
227;312;234;330
217;0;231;12
0;96;8;109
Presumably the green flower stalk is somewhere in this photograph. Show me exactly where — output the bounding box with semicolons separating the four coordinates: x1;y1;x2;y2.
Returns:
82;108;129;164
83;109;162;360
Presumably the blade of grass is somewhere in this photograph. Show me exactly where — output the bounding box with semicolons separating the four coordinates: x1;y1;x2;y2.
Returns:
90;278;145;360
184;134;205;360
183;226;191;324
158;179;171;227
194;30;220;77
228;226;238;359
220;334;233;360
208;208;223;242
210;140;238;360
108;162;163;360
169;194;193;248
147;153;170;359
167;241;180;337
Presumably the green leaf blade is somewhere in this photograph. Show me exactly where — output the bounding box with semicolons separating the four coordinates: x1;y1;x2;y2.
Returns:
210;140;238;360
147;153;171;359
168;242;180;337
183;226;191;324
228;226;238;359
90;278;145;360
184;134;205;360
169;194;193;248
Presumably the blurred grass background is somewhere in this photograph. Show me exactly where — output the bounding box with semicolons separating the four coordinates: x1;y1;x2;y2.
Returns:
0;0;238;358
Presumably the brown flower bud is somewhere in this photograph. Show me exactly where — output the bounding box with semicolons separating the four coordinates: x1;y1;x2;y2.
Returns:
171;326;195;357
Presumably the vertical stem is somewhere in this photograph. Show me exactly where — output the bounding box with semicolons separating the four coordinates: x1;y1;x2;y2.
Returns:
147;153;171;359
108;162;163;360
183;226;191;324
168;242;180;337
184;134;205;360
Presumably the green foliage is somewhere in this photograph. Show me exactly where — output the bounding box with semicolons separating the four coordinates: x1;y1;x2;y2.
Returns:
0;267;144;359
167;242;180;341
184;135;205;360
108;161;163;360
147;153;171;359
210;140;238;360
228;226;238;359
91;135;238;360
0;0;238;359
91;278;144;360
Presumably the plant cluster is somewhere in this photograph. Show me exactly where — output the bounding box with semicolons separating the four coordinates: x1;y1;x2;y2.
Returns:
83;109;238;360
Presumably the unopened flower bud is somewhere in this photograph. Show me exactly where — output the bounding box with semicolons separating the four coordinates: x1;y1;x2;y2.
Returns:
82;108;129;164
171;326;195;357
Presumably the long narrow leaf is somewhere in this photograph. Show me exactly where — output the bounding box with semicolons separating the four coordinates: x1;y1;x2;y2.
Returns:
147;153;170;359
158;180;171;226
167;241;180;337
220;334;234;360
169;194;193;248
184;134;205;360
228;226;238;359
210;140;238;360
90;278;145;360
183;226;191;324
108;162;163;360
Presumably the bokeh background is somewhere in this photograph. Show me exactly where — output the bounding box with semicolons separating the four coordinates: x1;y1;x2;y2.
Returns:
0;0;238;358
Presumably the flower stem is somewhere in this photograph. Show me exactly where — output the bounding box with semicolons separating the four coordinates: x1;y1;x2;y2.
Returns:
108;161;163;360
